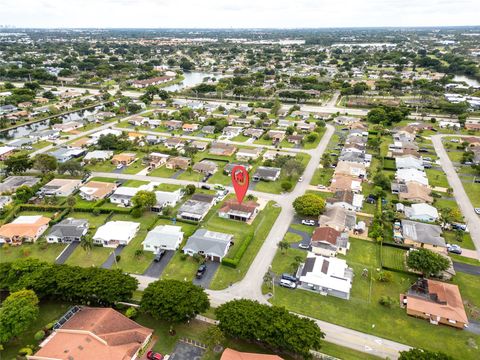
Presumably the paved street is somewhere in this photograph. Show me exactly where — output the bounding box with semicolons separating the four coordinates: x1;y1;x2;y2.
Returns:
431;135;480;258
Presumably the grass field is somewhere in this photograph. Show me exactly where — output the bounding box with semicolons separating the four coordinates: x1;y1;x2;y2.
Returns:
426;169;450;188
381;245;407;272
310;167;334;186
0;242;66;263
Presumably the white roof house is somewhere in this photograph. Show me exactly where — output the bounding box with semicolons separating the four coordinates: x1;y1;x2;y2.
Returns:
396;168;429;186
84;150;114;161
142;225;184;252
93;221;140;248
396;156;424;171
110;183;156;206
298;253;353;300
405;203;439;222
90;129;122;139
152;189;183;212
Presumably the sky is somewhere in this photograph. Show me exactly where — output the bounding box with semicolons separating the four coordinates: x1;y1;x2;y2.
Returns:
1;0;479;29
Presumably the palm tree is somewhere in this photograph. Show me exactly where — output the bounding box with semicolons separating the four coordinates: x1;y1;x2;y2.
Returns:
278;240;290;254
80;237;93;253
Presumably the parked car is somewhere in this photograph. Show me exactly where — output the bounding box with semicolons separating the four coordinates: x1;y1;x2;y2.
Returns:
154;250;166;262
196;264;207;279
147;351;163;360
116;164;124;169
201;184;211;190
298;242;310;249
452;223;468;232
214;184;225;190
464;161;473;166
317;185;326;190
279;279;297;289
447;244;462;255
475;208;480;215
301;219;316;226
281;273;297;282
298;176;303;182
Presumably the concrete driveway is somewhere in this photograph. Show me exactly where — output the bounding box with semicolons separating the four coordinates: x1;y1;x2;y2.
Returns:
55;242;79;264
101;245;125;269
169;341;205;360
192;261;220;289
143;250;174;278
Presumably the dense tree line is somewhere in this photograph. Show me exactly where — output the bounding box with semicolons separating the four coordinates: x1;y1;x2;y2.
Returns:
0;259;138;305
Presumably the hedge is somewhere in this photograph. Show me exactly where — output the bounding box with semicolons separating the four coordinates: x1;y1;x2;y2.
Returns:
221;233;254;268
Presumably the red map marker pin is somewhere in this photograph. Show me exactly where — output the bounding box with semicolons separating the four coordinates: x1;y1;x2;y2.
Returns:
231;165;249;204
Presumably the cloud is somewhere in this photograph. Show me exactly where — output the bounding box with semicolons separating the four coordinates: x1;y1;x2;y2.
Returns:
0;0;479;28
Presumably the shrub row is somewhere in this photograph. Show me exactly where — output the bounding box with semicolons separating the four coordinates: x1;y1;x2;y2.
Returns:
221;233;254;268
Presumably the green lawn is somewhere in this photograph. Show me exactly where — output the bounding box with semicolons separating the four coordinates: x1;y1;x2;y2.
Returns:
210;201;282;289
122;179;150;187
463;182;480;207
449;253;480;266
270;238;480;359
155;183;183;192
0;242;66;264
310;167;334;186
381;245;407;272
148;166;177;178
122;159;148;175
161;252;200;281
444;231;476;250
65;244;111;267
319;341;382;360
89;176;118;183
270;247;307;275
289;223;316;236
426;169;450;188
452;273;480;321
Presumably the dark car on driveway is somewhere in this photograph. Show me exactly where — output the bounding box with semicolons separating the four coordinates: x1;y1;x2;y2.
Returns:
154;250;166;262
196;264;207;279
281;273;297;283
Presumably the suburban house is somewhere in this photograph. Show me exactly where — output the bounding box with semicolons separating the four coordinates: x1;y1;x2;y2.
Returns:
46;218;89;243
148;152;170;168
218;200;259;222
334;115;359;126
399;220;446;253
0;146;15;160
339;151;372;166
83;150;114;162
166;156;191;170
0;195;12;209
132;75;174;88
79;181;117;201
243;128;264;139
111;153;136;166
182;123;199;132
262;150;294;161
326;190;364;212
267;130;286;144
201;125;216;134
178;193;216;221
110;183;155;207
93;221;140;247
151;189;183;212
183;229;233;261
220;348;283;360
297;252;353;300
49;147;86;163
0;176;40;194
142;225;184;252
52;121;84;132
253;166;281;182
311;226;349;257
28;307;153;360
236;147;262;161
165;120;183;131
39;179;82;197
209;142;237;156
396;156;425;171
404;203;439;222
193;160;218;175
164;137;185;149
0;215;51;244
329;174;362;193
396;168;429;186
191;140;208;151
318;205;356;232
334;161;367;179
395;181;433;204
224;163;252;175
401;278;468;329
286;135;304;145
222;126;243;138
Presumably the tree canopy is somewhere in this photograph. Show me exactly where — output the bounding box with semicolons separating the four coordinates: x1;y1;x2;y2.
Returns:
293;193;326;217
216;299;324;358
3;154;33;175
33;154;58;173
406;249;450;277
0;289;39;344
141;279;210;323
399;348;454;360
131;190;156;210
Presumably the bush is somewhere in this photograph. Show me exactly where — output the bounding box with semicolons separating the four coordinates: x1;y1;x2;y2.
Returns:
92;208;101;216
180;253;188;261
44;322;55;331
125;307;138;319
115;255;121;263
134;249;144;258
376;271;392;283
34;330;46;341
18;347;33;356
221;234;253;269
379;295;396;308
131;207;143;218
281;180;293;192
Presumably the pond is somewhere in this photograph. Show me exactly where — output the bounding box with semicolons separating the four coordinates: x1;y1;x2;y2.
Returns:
0;105;104;140
163;71;224;92
453;75;480;88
